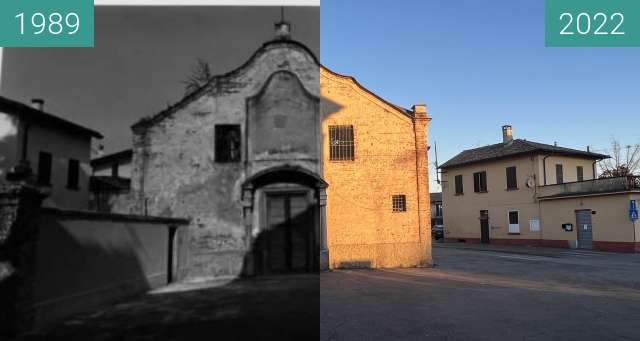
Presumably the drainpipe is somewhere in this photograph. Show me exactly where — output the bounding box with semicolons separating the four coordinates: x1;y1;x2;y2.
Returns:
542;155;551;185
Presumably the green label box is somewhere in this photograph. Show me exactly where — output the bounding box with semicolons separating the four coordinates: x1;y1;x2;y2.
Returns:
0;0;93;47
546;0;640;47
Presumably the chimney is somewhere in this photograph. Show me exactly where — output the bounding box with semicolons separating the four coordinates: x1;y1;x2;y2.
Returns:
31;98;44;111
412;104;427;118
502;125;513;143
274;21;291;40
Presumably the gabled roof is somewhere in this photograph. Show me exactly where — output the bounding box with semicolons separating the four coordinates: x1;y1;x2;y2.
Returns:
320;65;417;120
90;149;133;167
0;96;103;139
131;39;318;132
440;139;609;170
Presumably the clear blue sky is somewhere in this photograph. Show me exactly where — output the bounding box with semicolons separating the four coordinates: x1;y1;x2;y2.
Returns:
321;0;640;191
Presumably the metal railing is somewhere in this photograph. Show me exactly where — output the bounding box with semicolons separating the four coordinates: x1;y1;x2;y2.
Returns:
538;176;640;198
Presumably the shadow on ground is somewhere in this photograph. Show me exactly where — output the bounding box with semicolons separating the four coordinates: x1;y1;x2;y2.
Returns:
14;274;319;341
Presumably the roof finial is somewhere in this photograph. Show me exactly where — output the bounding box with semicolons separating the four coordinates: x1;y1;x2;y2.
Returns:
274;6;291;40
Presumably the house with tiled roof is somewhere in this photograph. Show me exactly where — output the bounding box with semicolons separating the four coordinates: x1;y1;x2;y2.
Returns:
0;96;102;209
441;125;640;252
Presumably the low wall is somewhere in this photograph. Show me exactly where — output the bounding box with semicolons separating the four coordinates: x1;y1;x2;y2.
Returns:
0;183;189;337
31;208;188;329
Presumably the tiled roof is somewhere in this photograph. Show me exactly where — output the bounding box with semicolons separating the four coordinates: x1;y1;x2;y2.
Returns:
440;139;609;169
91;149;133;167
0;96;103;138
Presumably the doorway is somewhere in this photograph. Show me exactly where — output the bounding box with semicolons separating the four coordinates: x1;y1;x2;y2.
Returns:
480;210;490;244
256;192;316;274
575;209;593;249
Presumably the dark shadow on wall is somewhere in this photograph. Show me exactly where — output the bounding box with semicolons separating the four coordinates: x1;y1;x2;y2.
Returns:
10;208;319;340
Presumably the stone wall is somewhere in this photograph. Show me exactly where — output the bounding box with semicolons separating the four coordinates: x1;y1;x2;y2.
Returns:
128;41;320;280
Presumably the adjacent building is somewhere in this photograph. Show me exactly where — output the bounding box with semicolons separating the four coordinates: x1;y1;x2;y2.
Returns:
0;96;102;209
430;192;443;226
89;149;132;212
441;125;640;252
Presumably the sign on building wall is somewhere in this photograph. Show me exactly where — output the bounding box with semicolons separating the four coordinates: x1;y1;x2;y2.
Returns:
529;219;540;232
630;199;638;221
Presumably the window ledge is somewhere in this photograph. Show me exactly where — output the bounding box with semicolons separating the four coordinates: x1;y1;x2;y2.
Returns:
505;188;519;191
474;191;488;194
508;232;521;235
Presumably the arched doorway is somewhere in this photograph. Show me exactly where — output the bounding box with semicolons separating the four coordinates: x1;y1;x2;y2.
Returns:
241;165;327;276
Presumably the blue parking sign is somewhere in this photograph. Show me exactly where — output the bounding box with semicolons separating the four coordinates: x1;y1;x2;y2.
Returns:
631;200;638;221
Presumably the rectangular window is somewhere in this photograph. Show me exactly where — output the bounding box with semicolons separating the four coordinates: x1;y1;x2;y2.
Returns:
577;166;584;182
215;125;241;162
67;159;80;190
506;166;517;190
111;163;119;177
454;175;464;195
392;195;406;212
508;211;520;234
435;203;443;217
473;171;488;193
37;151;52;186
329;125;355;161
556;164;564;184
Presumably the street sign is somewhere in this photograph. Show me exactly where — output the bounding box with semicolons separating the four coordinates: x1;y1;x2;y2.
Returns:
630;200;639;221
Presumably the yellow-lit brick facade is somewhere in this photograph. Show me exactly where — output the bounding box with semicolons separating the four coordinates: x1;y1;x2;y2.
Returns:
320;66;432;269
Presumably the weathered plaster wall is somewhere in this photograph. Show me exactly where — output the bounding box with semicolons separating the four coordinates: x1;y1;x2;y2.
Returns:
320;68;432;269
442;155;540;241
129;42;319;280
27;123;92;210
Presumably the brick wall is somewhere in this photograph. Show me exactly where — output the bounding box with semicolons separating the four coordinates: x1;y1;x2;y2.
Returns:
320;67;432;269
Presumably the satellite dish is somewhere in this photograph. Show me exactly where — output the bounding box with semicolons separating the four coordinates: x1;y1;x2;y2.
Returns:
526;177;536;188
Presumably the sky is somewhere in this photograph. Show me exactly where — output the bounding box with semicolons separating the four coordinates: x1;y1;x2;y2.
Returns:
1;6;319;154
320;0;640;191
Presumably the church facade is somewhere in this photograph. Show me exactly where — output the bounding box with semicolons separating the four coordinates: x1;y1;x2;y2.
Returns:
127;24;432;280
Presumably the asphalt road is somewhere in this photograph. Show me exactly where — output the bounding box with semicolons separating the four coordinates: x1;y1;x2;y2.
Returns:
321;244;640;341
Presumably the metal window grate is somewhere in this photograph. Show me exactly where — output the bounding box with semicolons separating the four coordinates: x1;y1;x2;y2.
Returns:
329;125;354;161
392;194;406;212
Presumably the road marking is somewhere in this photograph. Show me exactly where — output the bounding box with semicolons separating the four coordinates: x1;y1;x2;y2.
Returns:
484;253;546;261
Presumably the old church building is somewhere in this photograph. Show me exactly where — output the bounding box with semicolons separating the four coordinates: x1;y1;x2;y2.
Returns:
126;23;432;280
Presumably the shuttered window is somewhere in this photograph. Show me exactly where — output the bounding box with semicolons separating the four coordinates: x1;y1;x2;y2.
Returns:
473;171;487;193
556;164;564;184
506;166;517;190
329;125;354;161
67;159;80;190
454;175;464;194
37;151;52;186
577;166;584;181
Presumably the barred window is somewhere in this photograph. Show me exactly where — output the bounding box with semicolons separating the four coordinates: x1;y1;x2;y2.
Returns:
392;195;406;212
329;125;354;161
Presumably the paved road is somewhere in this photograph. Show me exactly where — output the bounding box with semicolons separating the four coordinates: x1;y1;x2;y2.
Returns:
321;244;640;341
15;275;319;341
